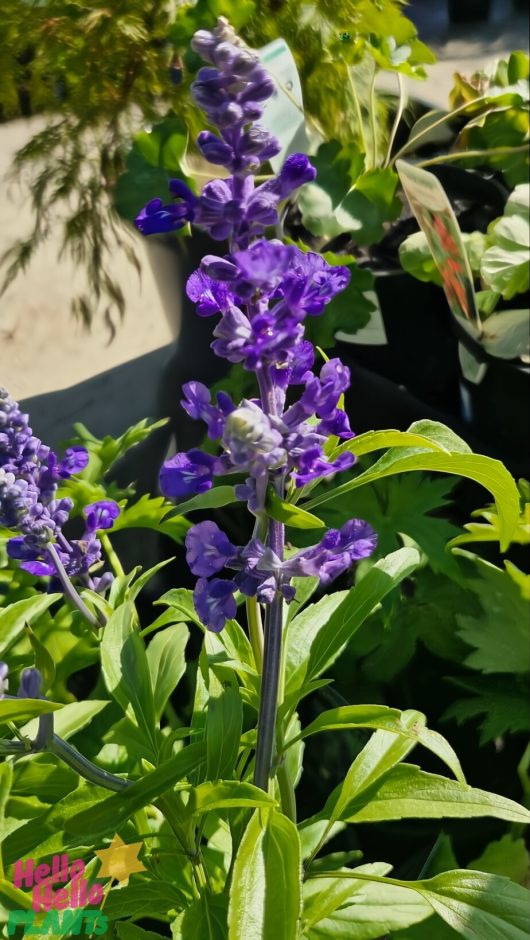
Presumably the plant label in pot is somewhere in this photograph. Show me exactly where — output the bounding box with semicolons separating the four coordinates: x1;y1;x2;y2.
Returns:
396;160;481;332
257;38;310;170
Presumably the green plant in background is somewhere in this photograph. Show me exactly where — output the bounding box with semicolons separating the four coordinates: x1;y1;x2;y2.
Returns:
400;182;530;362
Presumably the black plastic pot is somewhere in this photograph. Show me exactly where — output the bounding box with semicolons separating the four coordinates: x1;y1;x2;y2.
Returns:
448;0;491;23
452;316;530;473
335;166;507;415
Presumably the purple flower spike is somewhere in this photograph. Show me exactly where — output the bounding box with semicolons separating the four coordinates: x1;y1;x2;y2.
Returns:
194;577;237;632
159;450;216;499
185;521;237;577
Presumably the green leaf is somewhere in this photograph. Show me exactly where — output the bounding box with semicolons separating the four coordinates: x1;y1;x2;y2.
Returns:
111;494;189;544
184;781;275;820
206;673;243;781
228;809;302;940
468;835;530;885
2;782;109;863
106;883;186;922
66;742;206;836
414;870;530;939
296;705;464;782
117;923;167;940
443;675;530;745
479;308;530;360
69;418;168;479
336;763;530;825
304;864;432;939
0;593;62;657
172;892;228;940
0;698;62;723
309;869;530;940
146;623;189;721
133;117;188;172
266;490;324;529
305;428;520;551
325;715;427;827
20;700;109;741
101;602;156;740
25;622;55;692
453;552;530;675
285;593;348;682
303;548;421;685
171;486;237;516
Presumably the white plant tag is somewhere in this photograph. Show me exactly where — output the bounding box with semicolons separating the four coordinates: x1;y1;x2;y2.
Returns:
335;291;388;346
257;38;309;171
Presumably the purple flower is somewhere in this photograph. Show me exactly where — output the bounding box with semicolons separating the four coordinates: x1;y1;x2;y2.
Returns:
59;447;89;477
186;270;234;317
194;577;237;632
261;153;316;200
17;667;43;699
185;521;237;577
0;662;8;697
84;500;120;533
134;198;192;236
292;449;355;487
159;449;217;499
181;382;234;439
284;520;377;583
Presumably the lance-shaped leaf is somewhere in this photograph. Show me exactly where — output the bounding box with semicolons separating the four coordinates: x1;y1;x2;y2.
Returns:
228;809;302;940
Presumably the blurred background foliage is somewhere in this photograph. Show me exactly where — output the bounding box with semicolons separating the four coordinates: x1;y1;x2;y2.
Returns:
0;0;435;330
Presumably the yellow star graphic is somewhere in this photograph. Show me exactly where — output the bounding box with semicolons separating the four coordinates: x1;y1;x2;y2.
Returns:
94;834;146;886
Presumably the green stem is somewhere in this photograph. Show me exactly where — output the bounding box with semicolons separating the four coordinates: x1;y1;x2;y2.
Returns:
101;532;125;577
346;64;368;155
49;735;129;791
253;589;284;792
416;144;529;168
246;597;264;670
277;759;297;823
390;92;510;164
384;72;406;167
47;542;102;630
369;70;378;169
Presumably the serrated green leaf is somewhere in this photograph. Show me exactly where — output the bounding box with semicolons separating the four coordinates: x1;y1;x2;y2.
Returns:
106;883;186;922
111;494;189;544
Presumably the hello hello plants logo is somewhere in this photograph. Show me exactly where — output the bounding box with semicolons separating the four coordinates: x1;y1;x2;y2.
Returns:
7;835;145;936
